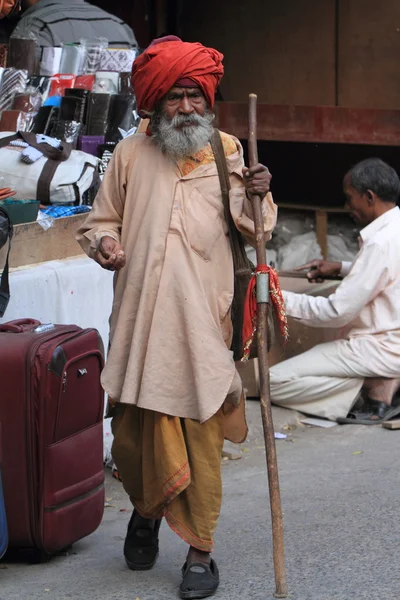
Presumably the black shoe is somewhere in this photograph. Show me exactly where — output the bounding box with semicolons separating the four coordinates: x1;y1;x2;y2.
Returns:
124;510;162;570
179;559;220;599
337;397;400;425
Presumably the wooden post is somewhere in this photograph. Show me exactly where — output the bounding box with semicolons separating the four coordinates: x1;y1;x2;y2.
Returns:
315;209;328;259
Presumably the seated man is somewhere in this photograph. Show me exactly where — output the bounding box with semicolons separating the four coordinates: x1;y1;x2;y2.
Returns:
270;158;400;424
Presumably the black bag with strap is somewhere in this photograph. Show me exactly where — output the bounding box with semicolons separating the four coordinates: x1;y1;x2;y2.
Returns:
0;207;13;318
210;129;275;361
210;129;255;361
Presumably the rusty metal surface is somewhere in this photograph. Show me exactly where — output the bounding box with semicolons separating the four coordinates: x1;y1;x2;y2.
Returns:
248;94;288;598
216;102;400;146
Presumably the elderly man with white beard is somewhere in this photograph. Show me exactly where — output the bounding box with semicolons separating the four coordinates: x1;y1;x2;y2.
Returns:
77;36;277;599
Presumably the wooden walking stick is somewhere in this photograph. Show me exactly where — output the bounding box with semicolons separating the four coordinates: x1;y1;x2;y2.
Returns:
248;93;288;598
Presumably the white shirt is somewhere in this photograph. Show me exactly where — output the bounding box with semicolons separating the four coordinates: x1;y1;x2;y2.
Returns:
283;207;400;339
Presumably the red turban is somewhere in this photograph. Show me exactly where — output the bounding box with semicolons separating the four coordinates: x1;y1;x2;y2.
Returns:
131;37;224;114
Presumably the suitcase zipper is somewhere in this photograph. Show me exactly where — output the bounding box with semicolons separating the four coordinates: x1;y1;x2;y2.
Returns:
44;483;104;513
62;372;67;392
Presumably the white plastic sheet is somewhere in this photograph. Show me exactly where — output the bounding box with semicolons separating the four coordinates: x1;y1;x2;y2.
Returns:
278;231;323;271
0;256;114;459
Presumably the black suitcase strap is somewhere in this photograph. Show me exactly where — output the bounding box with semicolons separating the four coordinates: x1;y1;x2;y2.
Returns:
0;241;11;318
0;207;13;318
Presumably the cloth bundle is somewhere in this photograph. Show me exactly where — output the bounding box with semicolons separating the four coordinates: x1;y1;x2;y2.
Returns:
59;44;85;76
78;135;105;157
0;109;30;132
48;74;76;97
8;38;37;77
85;46;104;74
60;95;85;123
106;94;135;142
74;74;96;91
25;75;50;97
13;93;42;114
86;93;112;135
0;68;28;113
0;45;8;69
32;106;59;135
55;93;87;146
40;205;91;218
94;71;119;93
81;38;108;74
0;93;43;132
118;72;132;94
40;47;62;77
99;48;136;72
52;121;82;148
64;88;90;123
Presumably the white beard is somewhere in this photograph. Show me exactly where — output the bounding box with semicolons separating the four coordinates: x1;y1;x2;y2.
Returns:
151;110;215;161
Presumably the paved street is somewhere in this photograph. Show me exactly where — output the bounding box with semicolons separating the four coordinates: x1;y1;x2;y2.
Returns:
1;402;399;600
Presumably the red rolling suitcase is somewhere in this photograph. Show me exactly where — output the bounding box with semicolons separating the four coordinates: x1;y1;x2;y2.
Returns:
0;319;105;558
0;424;8;560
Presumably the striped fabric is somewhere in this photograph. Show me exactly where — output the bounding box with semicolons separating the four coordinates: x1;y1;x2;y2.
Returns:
40;205;91;218
0;68;28;113
11;0;137;50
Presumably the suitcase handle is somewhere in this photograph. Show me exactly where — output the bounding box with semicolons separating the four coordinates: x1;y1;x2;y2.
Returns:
0;318;41;333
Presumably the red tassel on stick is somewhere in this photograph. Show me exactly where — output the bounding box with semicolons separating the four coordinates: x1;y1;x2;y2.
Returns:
242;265;289;361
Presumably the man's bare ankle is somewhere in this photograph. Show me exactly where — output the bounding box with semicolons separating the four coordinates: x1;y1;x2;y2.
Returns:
187;546;211;565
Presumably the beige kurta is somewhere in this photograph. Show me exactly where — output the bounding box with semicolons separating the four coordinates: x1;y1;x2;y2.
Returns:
77;132;277;422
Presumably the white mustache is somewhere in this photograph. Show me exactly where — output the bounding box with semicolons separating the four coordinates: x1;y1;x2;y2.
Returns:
171;113;205;127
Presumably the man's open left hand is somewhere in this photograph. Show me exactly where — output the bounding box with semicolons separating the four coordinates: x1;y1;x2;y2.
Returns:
243;164;272;197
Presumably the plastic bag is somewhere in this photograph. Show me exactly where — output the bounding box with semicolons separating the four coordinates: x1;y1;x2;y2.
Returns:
246;245;277;269
80;37;108;74
59;43;86;76
37;209;55;231
94;71;119;94
13;92;42;113
0;68;28;112
327;235;358;262
278;231;323;271
327;215;359;259
8;35;37;76
268;210;315;251
48;74;76;97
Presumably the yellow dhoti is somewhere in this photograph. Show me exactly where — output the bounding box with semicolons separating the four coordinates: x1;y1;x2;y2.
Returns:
111;397;247;552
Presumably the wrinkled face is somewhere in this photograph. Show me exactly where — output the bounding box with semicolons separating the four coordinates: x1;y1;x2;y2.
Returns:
343;176;374;226
163;86;207;121
151;86;214;161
